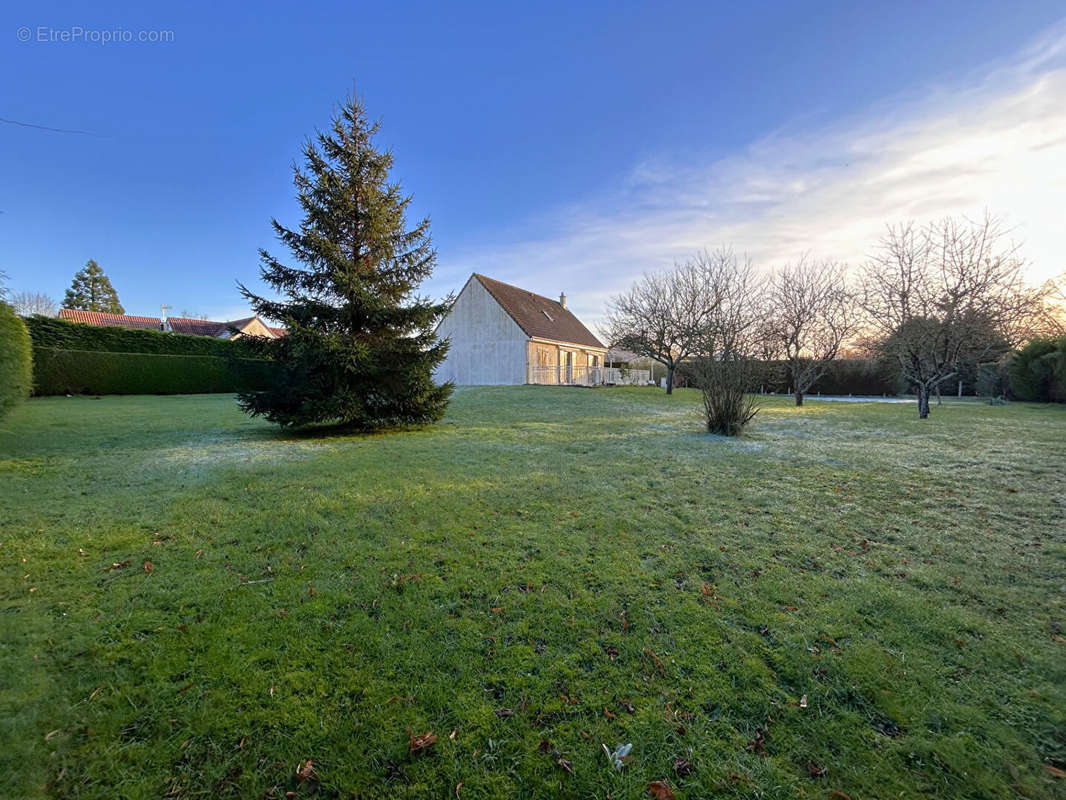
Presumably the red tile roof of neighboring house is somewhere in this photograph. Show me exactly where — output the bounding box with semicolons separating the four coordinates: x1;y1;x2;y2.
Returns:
59;309;163;330
58;309;283;338
472;274;605;349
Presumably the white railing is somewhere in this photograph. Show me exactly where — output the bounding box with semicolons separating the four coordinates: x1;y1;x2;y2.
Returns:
528;365;651;386
605;367;651;386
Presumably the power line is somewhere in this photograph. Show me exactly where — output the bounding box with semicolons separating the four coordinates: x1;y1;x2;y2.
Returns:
0;116;103;136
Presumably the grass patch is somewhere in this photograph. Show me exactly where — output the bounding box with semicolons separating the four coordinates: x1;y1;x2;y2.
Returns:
1;388;1065;798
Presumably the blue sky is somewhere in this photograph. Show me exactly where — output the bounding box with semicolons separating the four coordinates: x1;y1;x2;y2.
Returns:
3;1;1066;327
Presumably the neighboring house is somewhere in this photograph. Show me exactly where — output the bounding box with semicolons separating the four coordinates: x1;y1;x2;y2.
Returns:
58;309;285;338
435;273;607;385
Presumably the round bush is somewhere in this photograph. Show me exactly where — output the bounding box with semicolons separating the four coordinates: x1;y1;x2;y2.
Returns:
0;302;33;418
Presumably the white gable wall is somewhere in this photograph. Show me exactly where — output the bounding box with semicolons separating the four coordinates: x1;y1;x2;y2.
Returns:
434;277;528;385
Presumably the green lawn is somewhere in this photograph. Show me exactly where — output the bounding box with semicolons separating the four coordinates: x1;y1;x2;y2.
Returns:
2;388;1065;799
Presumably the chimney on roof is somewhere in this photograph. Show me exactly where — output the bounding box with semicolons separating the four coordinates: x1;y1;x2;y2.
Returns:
160;304;170;332
559;292;567;309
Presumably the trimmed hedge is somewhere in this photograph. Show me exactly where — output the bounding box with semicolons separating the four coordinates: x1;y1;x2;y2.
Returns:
758;359;899;396
1008;336;1066;402
32;348;278;396
25;315;259;357
1;303;33;418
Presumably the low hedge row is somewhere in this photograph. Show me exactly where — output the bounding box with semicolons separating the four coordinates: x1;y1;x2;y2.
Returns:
759;359;900;396
32;348;278;396
25;315;259;357
1;303;33;418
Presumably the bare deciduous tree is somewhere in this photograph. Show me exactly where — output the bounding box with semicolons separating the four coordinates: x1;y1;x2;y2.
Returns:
1029;272;1066;337
685;248;766;434
765;257;855;406
10;290;58;317
861;214;1040;419
604;259;717;394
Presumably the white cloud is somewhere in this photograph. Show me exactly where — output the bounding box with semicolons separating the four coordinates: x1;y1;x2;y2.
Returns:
436;21;1066;330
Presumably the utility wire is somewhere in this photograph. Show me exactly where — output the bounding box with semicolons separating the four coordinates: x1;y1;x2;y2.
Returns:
0;116;103;136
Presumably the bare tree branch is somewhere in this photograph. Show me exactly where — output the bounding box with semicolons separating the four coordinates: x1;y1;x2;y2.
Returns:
684;248;767;435
9;290;58;317
764;257;856;405
860;213;1041;418
604;255;719;394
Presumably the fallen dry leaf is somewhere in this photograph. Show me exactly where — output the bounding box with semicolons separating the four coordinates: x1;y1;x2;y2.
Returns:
647;780;677;799
557;756;574;774
408;729;437;755
643;648;666;676
799;694;808;708
747;727;767;755
673;757;692;776
103;560;131;572
1045;764;1066;778
295;759;315;781
143;560;153;573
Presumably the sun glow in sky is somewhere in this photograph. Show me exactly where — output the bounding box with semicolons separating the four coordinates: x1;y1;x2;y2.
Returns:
443;21;1066;326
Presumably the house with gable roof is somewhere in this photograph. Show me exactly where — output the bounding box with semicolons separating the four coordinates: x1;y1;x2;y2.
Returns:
434;273;607;385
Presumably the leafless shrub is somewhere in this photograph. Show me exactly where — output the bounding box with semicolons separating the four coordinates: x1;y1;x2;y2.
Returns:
684;249;766;435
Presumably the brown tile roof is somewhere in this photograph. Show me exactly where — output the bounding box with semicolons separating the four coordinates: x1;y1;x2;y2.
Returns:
168;317;228;336
473;274;605;349
59;309;162;330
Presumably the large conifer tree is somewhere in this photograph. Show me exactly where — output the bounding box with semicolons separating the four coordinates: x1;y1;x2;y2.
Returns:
63;260;124;313
237;95;453;430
